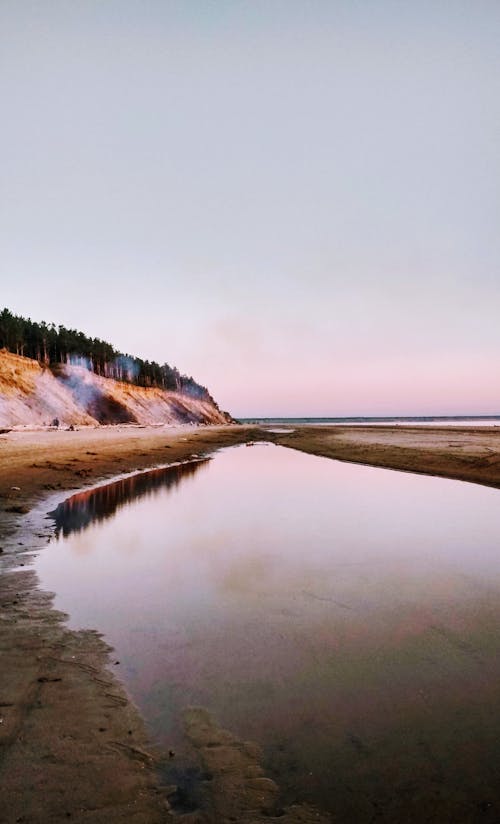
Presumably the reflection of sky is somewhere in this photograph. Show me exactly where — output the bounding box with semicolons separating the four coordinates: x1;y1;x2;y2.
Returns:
41;445;500;626
2;3;500;416
36;445;500;818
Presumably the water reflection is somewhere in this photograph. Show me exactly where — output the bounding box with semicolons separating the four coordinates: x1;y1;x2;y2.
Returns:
37;445;500;822
50;459;209;537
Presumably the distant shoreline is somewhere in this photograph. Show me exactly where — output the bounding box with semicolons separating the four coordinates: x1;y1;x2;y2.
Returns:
240;415;500;426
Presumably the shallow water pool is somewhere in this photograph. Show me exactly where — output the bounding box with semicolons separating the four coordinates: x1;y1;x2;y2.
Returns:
37;444;500;821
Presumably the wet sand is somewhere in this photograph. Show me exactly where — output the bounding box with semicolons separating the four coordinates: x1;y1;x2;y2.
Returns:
0;425;255;824
2;423;500;822
270;424;500;490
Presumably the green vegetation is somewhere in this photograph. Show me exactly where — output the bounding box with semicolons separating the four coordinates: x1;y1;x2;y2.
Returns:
0;307;213;401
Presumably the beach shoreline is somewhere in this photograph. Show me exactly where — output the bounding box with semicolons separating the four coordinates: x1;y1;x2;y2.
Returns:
2;422;500;822
270;424;500;491
0;425;256;824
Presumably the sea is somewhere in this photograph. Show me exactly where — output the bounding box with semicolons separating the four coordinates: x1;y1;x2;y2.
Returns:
239;415;500;427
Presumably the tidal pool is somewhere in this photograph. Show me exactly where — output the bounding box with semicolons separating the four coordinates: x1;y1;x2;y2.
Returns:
36;445;500;821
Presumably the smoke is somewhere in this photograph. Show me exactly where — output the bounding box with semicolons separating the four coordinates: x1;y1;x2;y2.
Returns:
67;354;93;370
66;353;141;384
60;367;102;412
112;355;140;382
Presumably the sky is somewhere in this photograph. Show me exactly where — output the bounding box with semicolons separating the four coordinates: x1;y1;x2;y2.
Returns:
1;1;499;417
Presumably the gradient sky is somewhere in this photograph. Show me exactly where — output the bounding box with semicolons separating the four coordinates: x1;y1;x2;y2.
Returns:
1;1;499;416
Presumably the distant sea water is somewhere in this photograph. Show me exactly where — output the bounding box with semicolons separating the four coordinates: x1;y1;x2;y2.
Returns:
239;416;500;427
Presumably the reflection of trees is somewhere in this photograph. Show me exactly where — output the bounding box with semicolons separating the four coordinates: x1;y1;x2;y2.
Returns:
50;460;209;538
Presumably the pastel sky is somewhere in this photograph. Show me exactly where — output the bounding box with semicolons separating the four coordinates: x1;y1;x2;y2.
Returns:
1;1;499;417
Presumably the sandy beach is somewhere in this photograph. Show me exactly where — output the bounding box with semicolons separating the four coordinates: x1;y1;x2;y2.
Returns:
272;424;500;490
2;423;500;822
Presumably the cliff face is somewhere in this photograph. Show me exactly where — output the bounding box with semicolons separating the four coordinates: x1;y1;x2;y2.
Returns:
0;350;231;428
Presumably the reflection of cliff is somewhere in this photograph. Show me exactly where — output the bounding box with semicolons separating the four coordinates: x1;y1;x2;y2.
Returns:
50;459;209;537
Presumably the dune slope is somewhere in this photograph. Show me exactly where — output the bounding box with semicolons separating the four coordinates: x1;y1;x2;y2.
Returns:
0;349;231;428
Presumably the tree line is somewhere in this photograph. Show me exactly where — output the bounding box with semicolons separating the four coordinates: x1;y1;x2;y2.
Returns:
0;307;214;401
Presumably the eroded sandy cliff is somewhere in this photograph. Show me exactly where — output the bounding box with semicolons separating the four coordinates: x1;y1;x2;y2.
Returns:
0;350;231;428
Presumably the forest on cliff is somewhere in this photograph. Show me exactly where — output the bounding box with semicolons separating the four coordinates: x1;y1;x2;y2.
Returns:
0;307;213;402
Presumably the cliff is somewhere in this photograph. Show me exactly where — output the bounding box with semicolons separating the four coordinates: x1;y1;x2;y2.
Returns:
0;350;231;428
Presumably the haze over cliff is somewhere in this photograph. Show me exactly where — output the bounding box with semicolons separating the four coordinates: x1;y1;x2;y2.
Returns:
0;350;232;429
